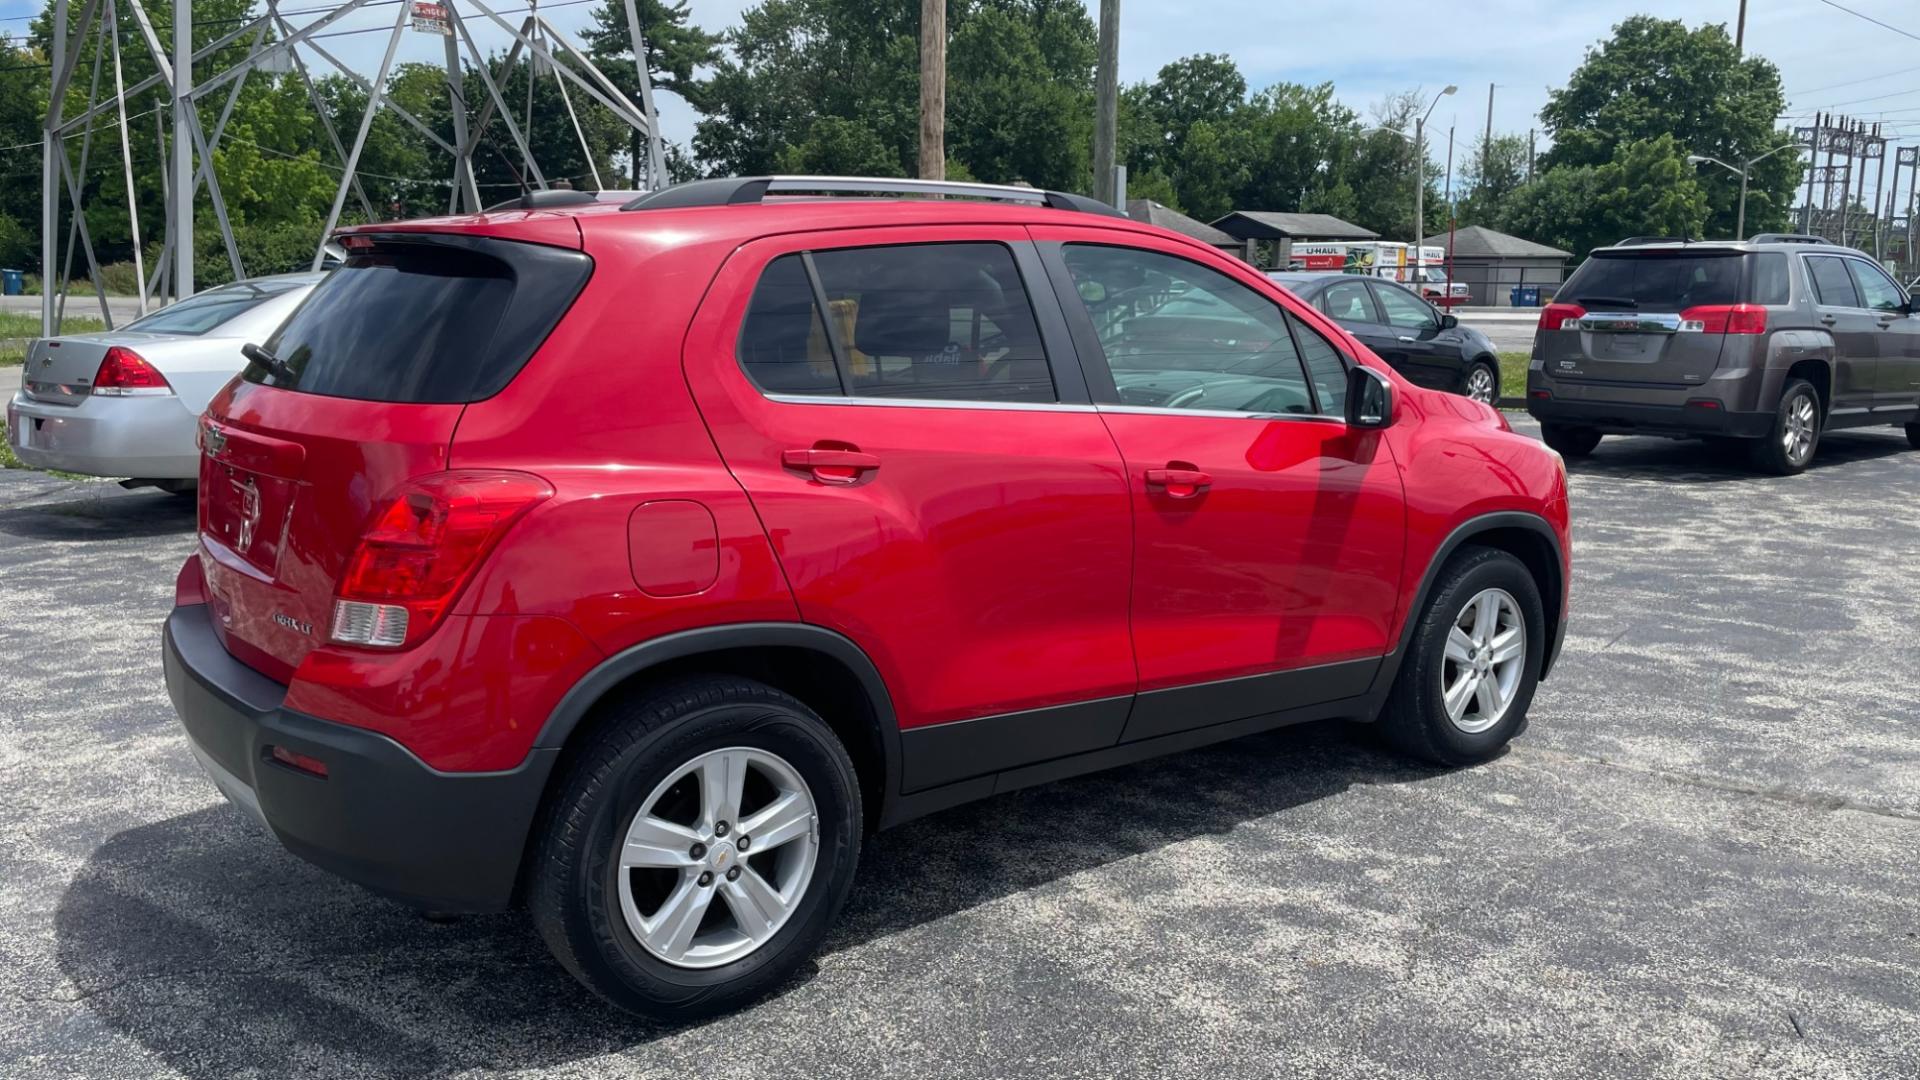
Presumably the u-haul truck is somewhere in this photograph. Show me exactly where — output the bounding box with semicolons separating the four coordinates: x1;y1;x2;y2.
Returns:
1287;242;1470;306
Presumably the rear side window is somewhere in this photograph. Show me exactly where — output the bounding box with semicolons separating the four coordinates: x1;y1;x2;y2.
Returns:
1560;252;1742;310
248;238;592;403
1749;253;1790;305
1806;256;1860;309
738;243;1055;405
1320;280;1377;323
125;279;306;336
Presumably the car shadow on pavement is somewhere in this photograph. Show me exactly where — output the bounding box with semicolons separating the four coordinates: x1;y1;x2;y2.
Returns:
53;721;1444;1075
0;488;196;541
1566;430;1911;483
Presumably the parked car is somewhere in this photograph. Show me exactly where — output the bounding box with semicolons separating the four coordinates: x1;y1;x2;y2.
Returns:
7;272;326;490
1269;271;1504;403
161;177;1570;1020
1527;233;1920;473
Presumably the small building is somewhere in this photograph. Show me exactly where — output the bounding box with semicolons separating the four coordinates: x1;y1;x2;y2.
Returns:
1423;225;1571;307
1127;199;1239;252
1210;211;1379;267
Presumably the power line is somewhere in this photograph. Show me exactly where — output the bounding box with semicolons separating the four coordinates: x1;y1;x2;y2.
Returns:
1816;0;1920;43
1788;62;1920;97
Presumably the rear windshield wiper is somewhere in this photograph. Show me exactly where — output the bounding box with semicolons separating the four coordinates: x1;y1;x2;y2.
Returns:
1575;295;1640;310
241;342;296;384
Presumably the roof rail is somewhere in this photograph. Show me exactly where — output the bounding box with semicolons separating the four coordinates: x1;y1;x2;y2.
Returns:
1615;236;1689;246
1747;232;1830;245
620;175;1130;219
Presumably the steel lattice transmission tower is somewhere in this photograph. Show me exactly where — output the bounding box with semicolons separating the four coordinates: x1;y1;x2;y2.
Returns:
38;0;667;334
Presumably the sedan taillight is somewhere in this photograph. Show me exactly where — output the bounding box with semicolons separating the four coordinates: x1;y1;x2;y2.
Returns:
92;346;173;396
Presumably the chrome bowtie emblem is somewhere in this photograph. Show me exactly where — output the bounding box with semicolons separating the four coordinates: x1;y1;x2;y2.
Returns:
202;422;228;455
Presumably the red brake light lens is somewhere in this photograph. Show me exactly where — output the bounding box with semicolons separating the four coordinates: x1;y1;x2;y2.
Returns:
1679;304;1767;335
93;346;173;395
332;470;553;649
1539;302;1586;331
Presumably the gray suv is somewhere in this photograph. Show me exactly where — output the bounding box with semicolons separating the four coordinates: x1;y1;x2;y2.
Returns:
1527;234;1920;473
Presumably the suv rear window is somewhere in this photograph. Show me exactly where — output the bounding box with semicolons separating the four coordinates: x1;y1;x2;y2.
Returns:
246;237;591;403
1559;250;1743;310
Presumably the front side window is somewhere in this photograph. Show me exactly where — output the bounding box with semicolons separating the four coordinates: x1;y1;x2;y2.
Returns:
1321;280;1378;324
1062;244;1318;416
1372;283;1438;329
1289;312;1349;414
1845;258;1905;312
1807;256;1861;309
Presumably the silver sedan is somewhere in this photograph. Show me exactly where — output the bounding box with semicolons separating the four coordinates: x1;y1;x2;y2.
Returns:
6;273;323;489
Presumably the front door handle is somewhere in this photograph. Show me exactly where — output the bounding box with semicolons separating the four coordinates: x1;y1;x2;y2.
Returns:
783;447;880;484
1397;334;1417;342
1820;315;1838;326
1144;465;1212;499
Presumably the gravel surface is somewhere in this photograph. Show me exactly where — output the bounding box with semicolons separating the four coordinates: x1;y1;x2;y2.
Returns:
2;420;1916;1079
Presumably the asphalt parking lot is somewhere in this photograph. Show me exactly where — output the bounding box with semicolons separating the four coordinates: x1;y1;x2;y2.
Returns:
2;419;1917;1079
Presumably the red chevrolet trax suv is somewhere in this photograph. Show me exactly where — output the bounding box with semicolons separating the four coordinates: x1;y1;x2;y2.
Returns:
162;177;1570;1019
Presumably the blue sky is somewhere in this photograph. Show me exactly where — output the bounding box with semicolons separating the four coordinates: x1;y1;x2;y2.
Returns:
4;0;1914;184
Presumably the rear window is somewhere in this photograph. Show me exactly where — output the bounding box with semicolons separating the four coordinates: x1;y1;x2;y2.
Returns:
247;237;591;403
125;279;306;336
1560;251;1743;310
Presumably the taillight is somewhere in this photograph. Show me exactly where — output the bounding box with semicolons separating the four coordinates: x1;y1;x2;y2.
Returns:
1679;304;1767;335
330;470;553;649
92;346;173;395
1538;302;1586;331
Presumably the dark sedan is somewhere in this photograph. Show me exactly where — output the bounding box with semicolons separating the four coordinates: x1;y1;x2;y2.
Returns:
1269;272;1503;404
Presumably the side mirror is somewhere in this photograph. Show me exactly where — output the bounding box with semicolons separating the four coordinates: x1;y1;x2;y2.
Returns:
1345;366;1395;429
1439;312;1459;330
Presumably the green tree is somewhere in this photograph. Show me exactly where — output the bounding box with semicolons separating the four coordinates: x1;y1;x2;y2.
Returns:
1456;133;1529;227
1503;135;1706;257
1541;15;1798;238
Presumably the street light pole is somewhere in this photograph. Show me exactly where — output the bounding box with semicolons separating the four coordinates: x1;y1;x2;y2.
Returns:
1688;141;1808;240
1413;86;1456;272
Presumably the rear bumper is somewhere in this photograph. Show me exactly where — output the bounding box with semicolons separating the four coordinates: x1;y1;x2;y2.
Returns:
1526;394;1774;439
162;602;557;911
8;391;200;479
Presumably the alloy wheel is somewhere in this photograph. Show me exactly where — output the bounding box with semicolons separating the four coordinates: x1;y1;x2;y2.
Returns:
1440;588;1526;734
617;747;819;969
1784;394;1817;465
1465;365;1497;405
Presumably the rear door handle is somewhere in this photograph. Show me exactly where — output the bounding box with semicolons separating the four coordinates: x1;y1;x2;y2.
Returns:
1820;315;1838;326
783;447;880;484
1144;466;1212;499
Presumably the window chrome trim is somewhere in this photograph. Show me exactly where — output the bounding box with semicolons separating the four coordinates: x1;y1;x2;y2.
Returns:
1094;404;1347;423
764;393;1097;413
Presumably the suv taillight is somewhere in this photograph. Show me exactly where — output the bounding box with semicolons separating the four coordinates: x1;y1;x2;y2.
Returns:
92;346;173;395
1679;304;1767;335
1539;302;1586;331
330;470;553;649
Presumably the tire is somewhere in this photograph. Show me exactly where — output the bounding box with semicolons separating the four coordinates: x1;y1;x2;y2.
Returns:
1539;422;1602;458
529;676;862;1020
1750;377;1821;475
1905;423;1920;450
1379;547;1546;767
1462;360;1499;405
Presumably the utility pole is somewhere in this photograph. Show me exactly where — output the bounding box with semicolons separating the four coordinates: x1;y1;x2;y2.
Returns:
918;0;944;180
1736;0;1748;53
1803;113;1823;233
1527;129;1536;182
1092;0;1120;206
41;0;65;333
173;0;193;300
1482;84;1494;187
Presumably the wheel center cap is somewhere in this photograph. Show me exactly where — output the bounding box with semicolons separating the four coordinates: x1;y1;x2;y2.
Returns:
707;841;737;872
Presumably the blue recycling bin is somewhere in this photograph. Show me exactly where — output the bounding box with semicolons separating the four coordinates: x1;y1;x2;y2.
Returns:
1;269;22;296
1509;286;1541;307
